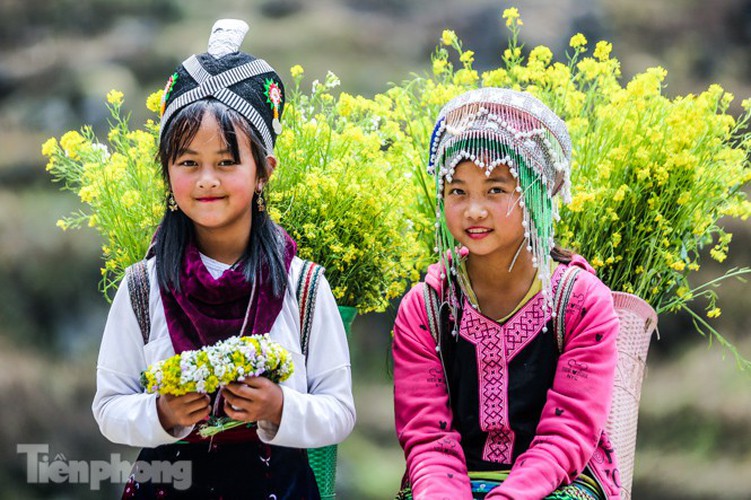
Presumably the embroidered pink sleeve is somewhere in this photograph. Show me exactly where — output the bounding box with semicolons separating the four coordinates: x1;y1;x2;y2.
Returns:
489;271;619;499
393;284;473;500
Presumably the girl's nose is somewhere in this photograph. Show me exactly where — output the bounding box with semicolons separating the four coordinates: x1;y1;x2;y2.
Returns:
197;168;219;189
466;199;488;220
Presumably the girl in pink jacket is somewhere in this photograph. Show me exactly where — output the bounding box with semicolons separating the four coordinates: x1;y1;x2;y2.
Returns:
393;88;621;499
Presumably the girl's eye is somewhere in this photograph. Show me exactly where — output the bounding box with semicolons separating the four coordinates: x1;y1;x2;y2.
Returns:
448;188;465;196
489;186;507;194
218;159;236;167
177;159;197;167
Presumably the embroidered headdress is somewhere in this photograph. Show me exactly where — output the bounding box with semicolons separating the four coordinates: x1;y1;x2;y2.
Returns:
158;19;285;154
428;87;572;312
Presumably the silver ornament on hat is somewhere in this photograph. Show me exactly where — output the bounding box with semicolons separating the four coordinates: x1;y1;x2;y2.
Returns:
207;19;249;58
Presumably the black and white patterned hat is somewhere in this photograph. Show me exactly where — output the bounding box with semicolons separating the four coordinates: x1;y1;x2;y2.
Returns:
158;19;285;154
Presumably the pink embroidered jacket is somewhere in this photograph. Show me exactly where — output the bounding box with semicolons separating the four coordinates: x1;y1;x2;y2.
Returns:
393;256;621;499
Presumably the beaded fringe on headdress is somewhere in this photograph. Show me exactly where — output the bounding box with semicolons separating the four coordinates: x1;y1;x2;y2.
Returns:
428;88;571;317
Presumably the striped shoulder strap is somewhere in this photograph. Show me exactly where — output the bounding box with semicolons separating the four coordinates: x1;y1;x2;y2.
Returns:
125;259;151;345
295;260;325;360
423;283;441;346
553;264;582;353
422;282;455;409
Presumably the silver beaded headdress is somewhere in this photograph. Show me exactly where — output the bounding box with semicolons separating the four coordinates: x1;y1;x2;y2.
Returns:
428;87;572;311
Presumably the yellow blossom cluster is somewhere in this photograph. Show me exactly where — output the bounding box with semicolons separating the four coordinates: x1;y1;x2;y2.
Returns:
41;8;750;361
45;72;429;316
42;91;165;298
140;334;293;439
381;8;751;362
269;69;429;313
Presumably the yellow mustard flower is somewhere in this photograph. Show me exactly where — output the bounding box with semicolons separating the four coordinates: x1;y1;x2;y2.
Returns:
611;232;622;248
502;7;522;27
146;90;163;113
441;29;458;47
106;89;124;105
290;64;304;79
612;184;629;202
593;41;612;61
41;137;58;157
670;260;686;271
453;69;479;86
528;46;553;66
60;130;85;159
481;68;509;87
503;47;522;61
460;50;475;65
569;33;587;49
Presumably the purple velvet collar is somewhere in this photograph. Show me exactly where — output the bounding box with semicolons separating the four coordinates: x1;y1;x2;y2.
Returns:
159;232;296;353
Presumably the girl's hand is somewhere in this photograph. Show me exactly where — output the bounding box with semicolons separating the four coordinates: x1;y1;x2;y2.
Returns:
156;392;211;431
222;376;284;425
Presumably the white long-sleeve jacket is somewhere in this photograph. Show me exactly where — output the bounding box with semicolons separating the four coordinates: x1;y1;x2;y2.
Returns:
92;255;356;449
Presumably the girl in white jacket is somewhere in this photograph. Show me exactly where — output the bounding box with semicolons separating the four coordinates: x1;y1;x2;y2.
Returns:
92;19;354;499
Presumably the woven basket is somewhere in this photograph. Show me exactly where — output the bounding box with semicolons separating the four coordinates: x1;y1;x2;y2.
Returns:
308;445;338;499
607;292;657;500
306;306;356;499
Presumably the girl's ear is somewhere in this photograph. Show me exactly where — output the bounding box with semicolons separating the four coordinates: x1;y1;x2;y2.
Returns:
265;155;277;177
257;155;276;191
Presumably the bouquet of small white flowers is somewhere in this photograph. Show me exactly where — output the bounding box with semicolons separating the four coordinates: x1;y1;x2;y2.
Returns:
140;334;294;437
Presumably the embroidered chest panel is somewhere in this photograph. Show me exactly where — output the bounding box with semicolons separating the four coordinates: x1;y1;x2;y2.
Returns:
457;268;563;464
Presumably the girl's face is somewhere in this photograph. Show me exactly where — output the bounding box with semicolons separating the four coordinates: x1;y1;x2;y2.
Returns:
168;112;262;245
443;160;526;261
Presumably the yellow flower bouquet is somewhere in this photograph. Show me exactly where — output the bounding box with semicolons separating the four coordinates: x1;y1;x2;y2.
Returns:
380;8;751;366
140;334;294;395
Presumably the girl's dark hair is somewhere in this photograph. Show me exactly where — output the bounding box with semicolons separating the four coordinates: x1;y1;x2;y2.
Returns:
154;99;287;297
550;245;574;264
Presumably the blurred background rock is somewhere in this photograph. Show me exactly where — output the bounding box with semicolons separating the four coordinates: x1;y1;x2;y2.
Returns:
1;0;749;498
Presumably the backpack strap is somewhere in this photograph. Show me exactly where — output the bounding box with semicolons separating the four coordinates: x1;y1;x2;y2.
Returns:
125;259;151;345
422;283;455;408
423;283;441;346
296;260;325;360
553;264;582;353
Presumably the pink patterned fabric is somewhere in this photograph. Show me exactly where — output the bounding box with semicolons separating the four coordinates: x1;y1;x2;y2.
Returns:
458;266;564;464
393;256;621;500
459;304;514;463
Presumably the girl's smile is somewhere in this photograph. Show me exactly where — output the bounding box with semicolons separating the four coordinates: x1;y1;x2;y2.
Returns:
466;226;493;239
